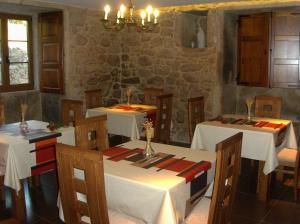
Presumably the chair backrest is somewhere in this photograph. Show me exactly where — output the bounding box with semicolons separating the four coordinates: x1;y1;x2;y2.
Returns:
62;99;83;127
0;103;5;125
75;115;109;151
188;96;204;142
144;88;164;106
255;96;282;118
56;143;109;224
208;132;243;224
85;89;102;109
154;94;173;144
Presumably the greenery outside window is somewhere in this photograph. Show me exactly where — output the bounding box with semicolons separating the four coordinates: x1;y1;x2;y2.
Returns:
0;14;33;92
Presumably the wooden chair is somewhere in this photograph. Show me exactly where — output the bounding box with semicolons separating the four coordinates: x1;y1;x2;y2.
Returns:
0;103;5;125
56;143;144;224
188;96;204;142
186;132;243;224
143;88;164;106
154;94;173;144
0;171;18;224
85;89;102;109
275;146;300;201
255;96;282;118
75;115;109;151
61;99;83;127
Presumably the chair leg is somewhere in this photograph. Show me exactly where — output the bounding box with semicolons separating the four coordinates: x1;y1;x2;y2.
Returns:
276;165;284;182
29;175;40;188
294;172;298;201
0;175;4;201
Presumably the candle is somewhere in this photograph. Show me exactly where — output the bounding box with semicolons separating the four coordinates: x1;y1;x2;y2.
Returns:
104;5;111;20
154;9;159;24
141;11;146;26
117;10;120;24
147;5;153;22
120;4;126;18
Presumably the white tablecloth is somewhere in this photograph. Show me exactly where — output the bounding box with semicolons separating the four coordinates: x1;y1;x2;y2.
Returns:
59;140;216;224
86;104;157;140
191;115;297;174
0;120;75;192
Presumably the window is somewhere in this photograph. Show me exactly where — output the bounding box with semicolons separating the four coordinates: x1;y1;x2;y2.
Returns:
0;14;33;92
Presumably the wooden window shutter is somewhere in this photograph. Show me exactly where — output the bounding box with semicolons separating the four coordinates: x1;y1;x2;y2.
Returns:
39;11;64;94
237;13;270;87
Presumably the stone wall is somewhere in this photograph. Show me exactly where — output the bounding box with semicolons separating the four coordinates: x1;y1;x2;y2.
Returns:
0;90;42;123
37;4;224;143
40;5;122;121
117;10;224;142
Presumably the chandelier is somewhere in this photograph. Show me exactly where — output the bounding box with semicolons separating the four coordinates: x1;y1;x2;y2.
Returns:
102;0;159;31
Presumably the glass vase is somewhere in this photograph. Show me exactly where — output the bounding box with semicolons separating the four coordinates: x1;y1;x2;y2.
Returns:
144;138;155;159
247;106;251;121
127;95;130;105
20;120;29;133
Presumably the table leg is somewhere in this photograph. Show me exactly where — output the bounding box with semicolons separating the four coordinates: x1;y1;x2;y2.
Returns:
11;180;26;223
257;161;270;202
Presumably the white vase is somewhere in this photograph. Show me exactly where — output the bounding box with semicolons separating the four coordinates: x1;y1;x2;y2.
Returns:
197;25;205;48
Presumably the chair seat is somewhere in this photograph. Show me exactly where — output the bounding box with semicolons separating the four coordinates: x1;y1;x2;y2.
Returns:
81;209;145;224
185;197;211;224
277;148;298;167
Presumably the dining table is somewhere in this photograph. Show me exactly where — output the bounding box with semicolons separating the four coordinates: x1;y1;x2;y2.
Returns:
191;114;297;201
86;104;157;140
58;140;216;224
0;120;75;222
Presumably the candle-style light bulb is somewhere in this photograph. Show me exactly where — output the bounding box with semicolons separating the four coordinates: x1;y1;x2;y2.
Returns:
120;4;126;18
117;10;121;24
104;5;111;20
147;5;153;22
154;9;159;24
141;11;146;26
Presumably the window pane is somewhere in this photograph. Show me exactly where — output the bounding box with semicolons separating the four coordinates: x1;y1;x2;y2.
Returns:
0;19;2;85
0;63;2;86
9;63;29;84
8;19;28;41
8;41;28;62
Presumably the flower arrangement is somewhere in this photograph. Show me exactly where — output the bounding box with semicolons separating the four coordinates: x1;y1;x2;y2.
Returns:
144;120;154;139
21;103;28;122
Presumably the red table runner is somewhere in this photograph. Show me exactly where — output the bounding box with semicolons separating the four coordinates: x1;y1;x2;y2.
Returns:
210;116;286;129
103;146;211;183
111;105;157;124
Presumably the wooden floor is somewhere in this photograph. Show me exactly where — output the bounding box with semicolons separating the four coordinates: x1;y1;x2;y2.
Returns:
1;138;300;224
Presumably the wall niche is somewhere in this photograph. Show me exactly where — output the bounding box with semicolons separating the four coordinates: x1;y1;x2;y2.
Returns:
179;10;208;48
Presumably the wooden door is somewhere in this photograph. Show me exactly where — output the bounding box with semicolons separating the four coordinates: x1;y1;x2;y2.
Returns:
238;13;270;87
39;11;64;94
271;12;300;88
